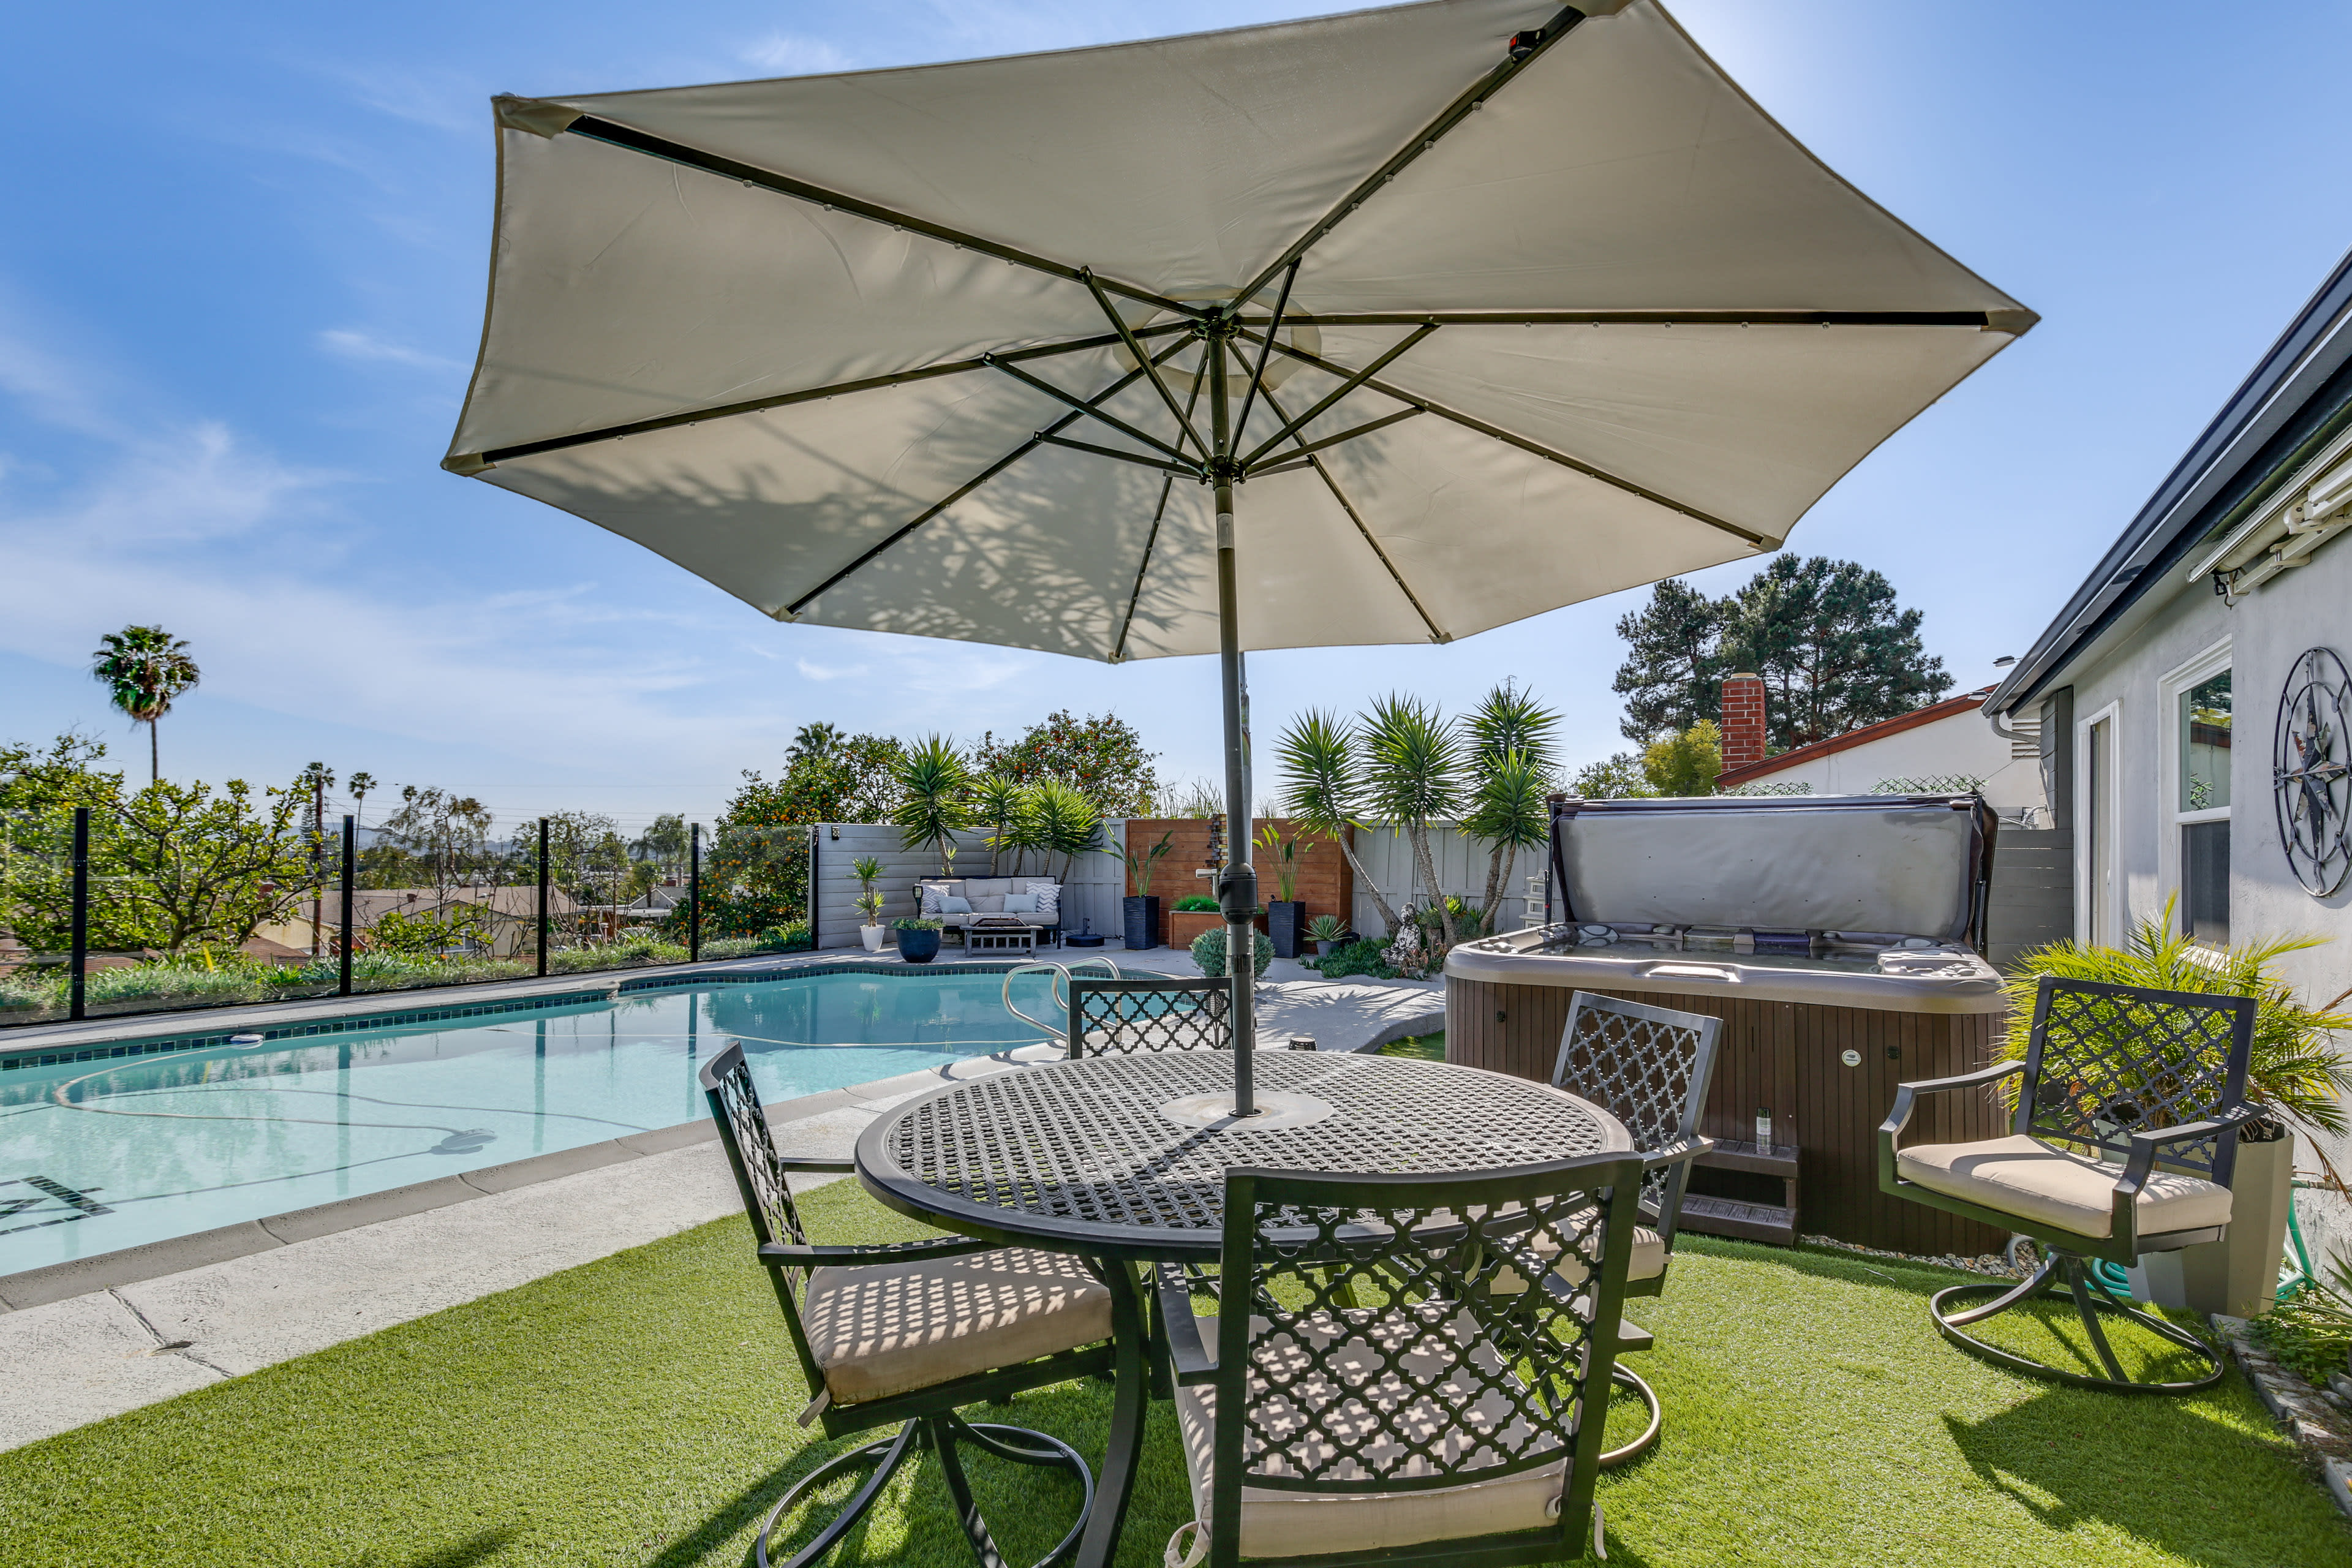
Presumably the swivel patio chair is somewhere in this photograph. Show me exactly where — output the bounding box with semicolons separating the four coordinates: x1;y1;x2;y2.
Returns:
699;1042;1113;1567
1065;974;1233;1058
1878;975;2257;1392
1155;1154;1646;1568
1490;992;1717;1464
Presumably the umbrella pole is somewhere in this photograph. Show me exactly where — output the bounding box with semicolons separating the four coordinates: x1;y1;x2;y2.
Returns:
1208;331;1257;1117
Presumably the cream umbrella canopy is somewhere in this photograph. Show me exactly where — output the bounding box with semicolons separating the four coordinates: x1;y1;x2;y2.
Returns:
445;0;2030;1111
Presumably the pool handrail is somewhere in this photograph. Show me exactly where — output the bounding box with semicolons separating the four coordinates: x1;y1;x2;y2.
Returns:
1000;957;1121;1040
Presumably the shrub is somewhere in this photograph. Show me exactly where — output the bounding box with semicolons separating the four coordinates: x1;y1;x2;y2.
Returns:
1189;925;1272;981
1308;938;1394;981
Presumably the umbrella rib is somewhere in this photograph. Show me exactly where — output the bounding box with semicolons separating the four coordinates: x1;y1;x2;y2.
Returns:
1235;326;1773;551
1113;353;1209;663
1231;309;2018;329
560;114;1202;320
1232;6;1588;304
1257;386;1448;644
986;356;1191;463
785;336;1194;617
1237;323;1436;469
1082;270;1207;459
464;325;1190;468
1245;407;1424;475
1228;259;1298;455
1034;432;1203;478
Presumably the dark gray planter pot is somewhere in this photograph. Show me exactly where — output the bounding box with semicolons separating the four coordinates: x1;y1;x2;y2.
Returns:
895;926;942;963
1122;895;1161;951
1267;900;1306;959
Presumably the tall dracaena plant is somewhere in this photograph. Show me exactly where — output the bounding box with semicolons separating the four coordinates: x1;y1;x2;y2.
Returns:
1029;778;1102;883
1275;709;1400;935
971;773;1022;876
1357;694;1466;948
1121;827;1175;899
893;734;972;875
1460;751;1550;925
1463;681;1558;921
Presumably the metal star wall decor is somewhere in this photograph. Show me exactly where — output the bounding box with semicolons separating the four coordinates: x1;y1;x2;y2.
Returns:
2273;646;2352;897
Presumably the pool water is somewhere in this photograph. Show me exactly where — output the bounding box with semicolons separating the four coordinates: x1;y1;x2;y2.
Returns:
0;968;1070;1276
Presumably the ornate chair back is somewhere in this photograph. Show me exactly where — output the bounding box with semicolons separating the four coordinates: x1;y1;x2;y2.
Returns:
1066;975;1233;1058
2015;976;2256;1189
699;1041;827;1393
1551;992;1720;1242
1203;1156;1643;1562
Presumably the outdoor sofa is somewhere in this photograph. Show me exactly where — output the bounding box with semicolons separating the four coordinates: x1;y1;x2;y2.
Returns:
913;877;1063;946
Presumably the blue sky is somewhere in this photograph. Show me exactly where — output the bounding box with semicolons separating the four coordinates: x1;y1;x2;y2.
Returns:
6;1;2351;834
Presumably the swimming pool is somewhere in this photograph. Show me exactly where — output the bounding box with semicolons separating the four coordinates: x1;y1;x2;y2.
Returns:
0;965;1079;1277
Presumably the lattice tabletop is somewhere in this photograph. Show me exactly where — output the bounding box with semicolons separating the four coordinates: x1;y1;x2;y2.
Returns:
854;1051;1632;1261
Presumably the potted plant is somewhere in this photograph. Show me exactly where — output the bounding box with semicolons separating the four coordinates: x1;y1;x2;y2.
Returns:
1306;914;1348;957
893;916;944;964
2005;900;2352;1320
1255;823;1306;959
1167;893;1226;951
1120;827;1174;951
853;856;888;952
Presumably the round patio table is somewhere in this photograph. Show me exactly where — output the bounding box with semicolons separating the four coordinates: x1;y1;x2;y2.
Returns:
853;1049;1632;1567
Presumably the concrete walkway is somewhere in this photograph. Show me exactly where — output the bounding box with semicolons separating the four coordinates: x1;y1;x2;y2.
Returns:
0;955;1441;1452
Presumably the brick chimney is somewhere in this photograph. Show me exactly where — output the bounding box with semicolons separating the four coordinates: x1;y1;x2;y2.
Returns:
1720;673;1767;770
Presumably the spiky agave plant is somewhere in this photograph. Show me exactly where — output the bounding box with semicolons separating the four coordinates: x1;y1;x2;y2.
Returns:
2002;897;2352;1138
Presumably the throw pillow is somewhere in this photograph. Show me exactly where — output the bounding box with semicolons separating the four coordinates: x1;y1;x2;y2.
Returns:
1031;883;1061;919
1001;892;1038;914
941;895;973;914
921;886;948;917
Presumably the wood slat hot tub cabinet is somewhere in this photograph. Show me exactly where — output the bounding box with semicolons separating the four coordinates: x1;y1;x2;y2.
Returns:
1446;976;2009;1257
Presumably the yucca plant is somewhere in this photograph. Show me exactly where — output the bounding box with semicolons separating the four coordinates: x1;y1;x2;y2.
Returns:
1273;708;1400;933
1028;777;1102;881
851;855;885;927
1252;823;1299;903
971;772;1023;875
1357;693;1466;948
1460;750;1550;922
893;735;971;874
2002;897;2352;1138
1121;826;1175;898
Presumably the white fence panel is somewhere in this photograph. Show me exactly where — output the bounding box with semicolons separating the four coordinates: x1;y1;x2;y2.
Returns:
1348;824;1543;940
811;822;1127;950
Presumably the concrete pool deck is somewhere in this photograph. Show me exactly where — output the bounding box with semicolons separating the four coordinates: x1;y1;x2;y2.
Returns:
0;950;1440;1451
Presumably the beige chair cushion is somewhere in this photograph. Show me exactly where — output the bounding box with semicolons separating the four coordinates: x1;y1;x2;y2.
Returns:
802;1248;1110;1406
1172;1316;1567;1560
1491;1224;1665;1294
1896;1134;2233;1240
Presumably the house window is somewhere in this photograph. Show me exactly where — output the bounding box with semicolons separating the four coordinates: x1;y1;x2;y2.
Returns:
2084;710;2116;945
2176;667;2231;946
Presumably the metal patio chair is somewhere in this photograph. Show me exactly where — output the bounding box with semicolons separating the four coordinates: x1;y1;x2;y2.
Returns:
1513;990;1720;1466
1065;974;1233;1058
699;1042;1113;1567
1879;975;2257;1392
1156;1155;1645;1568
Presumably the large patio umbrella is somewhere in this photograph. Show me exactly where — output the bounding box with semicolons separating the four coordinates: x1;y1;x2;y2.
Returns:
445;0;2029;1115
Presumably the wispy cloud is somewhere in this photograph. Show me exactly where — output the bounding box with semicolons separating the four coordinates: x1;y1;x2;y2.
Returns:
737;32;854;75
318;328;463;374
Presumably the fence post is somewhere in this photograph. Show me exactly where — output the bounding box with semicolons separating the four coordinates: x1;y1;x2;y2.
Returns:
688;822;702;962
339;815;355;997
68;806;89;1022
536;817;551;978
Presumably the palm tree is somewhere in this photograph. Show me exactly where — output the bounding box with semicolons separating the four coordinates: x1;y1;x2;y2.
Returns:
347;771;377;829
1358;694;1467;948
1462;682;1559;922
786;722;843;764
91;625;200;785
1273;709;1400;935
893;734;972;874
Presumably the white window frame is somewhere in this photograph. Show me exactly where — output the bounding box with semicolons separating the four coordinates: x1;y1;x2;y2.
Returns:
2075;699;2122;948
2158;637;2232;948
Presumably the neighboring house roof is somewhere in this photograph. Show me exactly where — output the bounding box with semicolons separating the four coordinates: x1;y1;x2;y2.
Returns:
332;886;581;924
1714;688;1991;788
1988;246;2352;720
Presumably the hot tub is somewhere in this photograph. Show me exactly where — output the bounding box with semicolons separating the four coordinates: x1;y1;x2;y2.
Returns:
1444;793;2011;1256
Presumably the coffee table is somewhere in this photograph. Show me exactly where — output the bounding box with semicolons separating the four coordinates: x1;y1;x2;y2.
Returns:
963;919;1038;957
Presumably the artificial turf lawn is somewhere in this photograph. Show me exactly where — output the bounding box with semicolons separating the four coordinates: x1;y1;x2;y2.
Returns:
1;1178;2344;1568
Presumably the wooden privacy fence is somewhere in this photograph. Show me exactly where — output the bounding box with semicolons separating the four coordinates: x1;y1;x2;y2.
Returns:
809;823;1129;950
1120;818;1351;946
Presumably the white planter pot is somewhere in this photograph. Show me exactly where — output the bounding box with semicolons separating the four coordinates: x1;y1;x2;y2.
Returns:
2130;1125;2294;1319
860;924;886;952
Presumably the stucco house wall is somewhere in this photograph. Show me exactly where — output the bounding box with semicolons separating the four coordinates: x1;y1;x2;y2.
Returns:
1721;694;2043;813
